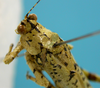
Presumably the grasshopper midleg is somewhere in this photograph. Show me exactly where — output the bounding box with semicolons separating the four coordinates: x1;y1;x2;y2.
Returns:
25;51;55;88
26;72;55;88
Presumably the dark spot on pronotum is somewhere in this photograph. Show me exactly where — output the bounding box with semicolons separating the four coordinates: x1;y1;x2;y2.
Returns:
33;69;36;73
65;53;68;58
50;61;54;66
69;71;75;81
55;51;62;55
26;40;30;46
69;74;75;81
58;80;61;82
31;55;34;57
41;75;43;78
38;43;43;46
57;64;62;69
59;51;62;54
36;54;41;59
64;47;67;51
64;62;68;66
70;70;76;74
43;33;49;39
82;77;85;81
50;72;53;74
54;72;58;74
87;83;91;87
35;27;41;33
75;79;78;85
28;39;32;42
55;80;57;84
46;50;53;55
53;69;56;71
52;75;55;78
74;63;78;70
53;65;57;68
72;79;78;85
29;31;32;33
50;61;58;68
26;39;32;45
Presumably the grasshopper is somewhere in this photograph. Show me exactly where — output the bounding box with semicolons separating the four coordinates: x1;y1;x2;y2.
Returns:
3;0;100;88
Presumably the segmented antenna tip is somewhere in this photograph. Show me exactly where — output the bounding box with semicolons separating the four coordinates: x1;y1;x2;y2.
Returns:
25;0;41;18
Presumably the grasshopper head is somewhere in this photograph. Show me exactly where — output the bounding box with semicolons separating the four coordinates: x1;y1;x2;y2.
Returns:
15;14;37;34
15;0;41;34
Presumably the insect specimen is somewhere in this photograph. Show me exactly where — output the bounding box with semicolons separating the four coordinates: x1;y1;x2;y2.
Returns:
3;0;100;88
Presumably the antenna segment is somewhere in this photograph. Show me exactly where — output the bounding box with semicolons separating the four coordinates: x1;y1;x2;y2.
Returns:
25;0;41;18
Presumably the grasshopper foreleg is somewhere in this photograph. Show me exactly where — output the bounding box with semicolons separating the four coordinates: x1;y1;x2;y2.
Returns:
3;42;23;64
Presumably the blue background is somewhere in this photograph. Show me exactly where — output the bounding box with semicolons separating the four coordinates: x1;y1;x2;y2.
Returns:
14;0;100;88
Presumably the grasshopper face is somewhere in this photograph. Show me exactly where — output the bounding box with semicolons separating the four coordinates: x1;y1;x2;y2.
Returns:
15;14;37;35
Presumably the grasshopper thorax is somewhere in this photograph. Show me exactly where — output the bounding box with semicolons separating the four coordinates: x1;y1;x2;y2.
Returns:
15;14;37;35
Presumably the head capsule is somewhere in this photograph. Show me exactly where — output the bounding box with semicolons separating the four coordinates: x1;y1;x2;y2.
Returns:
15;14;37;34
15;0;40;34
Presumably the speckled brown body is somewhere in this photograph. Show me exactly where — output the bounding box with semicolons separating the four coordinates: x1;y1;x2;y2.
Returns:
22;22;92;88
4;12;100;88
3;0;100;87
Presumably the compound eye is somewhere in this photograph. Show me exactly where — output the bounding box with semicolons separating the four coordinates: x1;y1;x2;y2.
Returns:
17;24;26;34
28;14;37;21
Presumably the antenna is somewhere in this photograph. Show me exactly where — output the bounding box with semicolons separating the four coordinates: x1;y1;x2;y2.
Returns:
25;0;41;18
53;30;100;47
